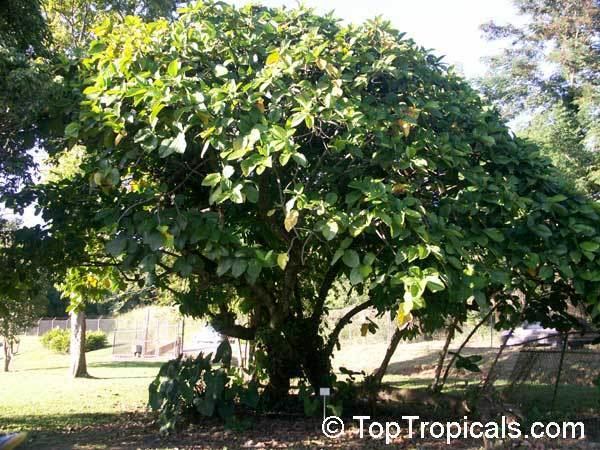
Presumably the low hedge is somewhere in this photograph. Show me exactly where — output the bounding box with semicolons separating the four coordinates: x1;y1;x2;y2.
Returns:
40;328;108;353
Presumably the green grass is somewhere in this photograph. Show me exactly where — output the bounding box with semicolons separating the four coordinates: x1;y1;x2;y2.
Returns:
0;336;160;433
1;336;598;449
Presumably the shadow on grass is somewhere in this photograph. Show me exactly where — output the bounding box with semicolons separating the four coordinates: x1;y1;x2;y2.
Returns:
505;383;599;414
11;365;70;372
1;412;139;432
90;360;164;369
1;411;161;450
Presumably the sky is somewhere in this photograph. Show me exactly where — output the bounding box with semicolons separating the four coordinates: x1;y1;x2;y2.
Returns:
11;0;523;227
229;0;520;79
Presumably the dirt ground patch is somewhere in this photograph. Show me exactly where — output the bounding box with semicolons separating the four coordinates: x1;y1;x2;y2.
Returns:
20;412;600;450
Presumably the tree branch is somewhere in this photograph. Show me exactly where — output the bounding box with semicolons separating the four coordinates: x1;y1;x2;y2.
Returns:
325;299;374;355
439;304;498;390
211;322;256;340
312;262;341;321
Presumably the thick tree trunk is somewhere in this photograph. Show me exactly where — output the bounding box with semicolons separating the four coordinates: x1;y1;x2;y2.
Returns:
260;320;333;404
261;334;298;404
70;310;88;378
3;337;10;372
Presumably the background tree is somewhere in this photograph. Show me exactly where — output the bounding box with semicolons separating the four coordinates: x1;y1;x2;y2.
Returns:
36;2;600;400
478;0;600;197
43;0;180;52
1;0;182;379
0;219;48;371
0;0;59;199
58;265;119;377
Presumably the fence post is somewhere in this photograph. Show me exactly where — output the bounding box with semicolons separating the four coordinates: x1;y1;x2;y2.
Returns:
97;315;102;331
551;333;569;410
155;320;160;357
37;318;42;336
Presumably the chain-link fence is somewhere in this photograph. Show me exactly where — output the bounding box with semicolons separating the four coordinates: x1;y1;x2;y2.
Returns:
327;307;599;439
25;316;117;336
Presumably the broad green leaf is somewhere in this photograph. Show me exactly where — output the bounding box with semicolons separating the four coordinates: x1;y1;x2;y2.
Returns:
167;59;180;77
214;64;228;77
232;259;248;278
244;184;259;203
425;275;445;292
342;249;360;268
202;173;221;187
539;265;554;280
105;236;127;256
216;259;233;276
322;220;338;241
581;241;599;253
325;192;338;204
331;248;345;265
292;153;308;167
158;132;186;158
483;228;504;243
65;122;79;138
349;267;363;285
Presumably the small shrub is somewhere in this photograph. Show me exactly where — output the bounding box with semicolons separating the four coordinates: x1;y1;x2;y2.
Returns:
86;331;108;351
149;340;259;434
41;328;70;353
40;329;108;353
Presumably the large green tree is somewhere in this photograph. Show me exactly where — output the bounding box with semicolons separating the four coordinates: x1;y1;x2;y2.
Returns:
478;0;599;196
36;2;600;397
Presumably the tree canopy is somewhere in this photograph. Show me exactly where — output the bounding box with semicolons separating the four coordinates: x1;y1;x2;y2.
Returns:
31;1;600;395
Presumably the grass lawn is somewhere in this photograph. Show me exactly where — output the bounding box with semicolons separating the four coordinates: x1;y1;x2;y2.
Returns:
0;336;167;449
1;336;598;449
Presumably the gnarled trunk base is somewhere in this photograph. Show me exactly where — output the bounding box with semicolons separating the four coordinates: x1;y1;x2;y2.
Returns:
260;320;333;404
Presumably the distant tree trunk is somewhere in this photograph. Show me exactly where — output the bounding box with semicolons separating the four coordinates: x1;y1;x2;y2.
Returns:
70;310;88;378
432;317;459;392
3;337;11;372
370;328;402;387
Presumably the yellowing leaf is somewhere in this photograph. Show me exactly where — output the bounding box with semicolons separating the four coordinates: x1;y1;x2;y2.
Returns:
407;106;421;119
114;131;126;146
360;323;369;337
396;306;413;330
86;274;98;288
256;98;265;113
284;209;299;232
397;119;411;137
266;51;280;66
277;252;289;270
